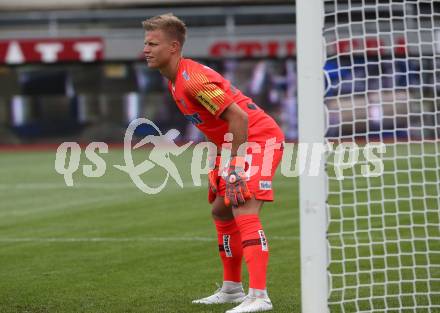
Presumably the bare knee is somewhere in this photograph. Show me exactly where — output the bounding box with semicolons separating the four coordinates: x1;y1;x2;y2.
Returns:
212;208;233;220
232;198;264;217
211;196;234;220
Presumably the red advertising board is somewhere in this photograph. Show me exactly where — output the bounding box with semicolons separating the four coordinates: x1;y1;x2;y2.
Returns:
0;37;104;64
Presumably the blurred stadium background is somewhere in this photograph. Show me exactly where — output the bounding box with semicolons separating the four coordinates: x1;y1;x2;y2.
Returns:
1;1;438;145
0;0;296;145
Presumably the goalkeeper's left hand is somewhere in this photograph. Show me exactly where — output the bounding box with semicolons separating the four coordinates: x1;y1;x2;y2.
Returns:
208;167;219;204
224;156;252;207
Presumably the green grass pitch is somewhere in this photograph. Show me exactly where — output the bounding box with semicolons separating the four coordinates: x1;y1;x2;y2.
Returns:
1;143;439;313
0;147;299;313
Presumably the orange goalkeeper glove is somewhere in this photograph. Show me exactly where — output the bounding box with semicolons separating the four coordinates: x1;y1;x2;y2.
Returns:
224;156;252;207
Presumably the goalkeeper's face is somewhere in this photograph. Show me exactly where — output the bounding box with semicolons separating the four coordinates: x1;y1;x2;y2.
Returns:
143;29;179;70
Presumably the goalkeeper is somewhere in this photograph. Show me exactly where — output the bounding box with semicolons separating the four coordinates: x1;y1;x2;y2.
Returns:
142;13;284;313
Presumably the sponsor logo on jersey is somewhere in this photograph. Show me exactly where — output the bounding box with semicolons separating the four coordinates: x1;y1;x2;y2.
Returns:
184;112;203;125
258;230;268;251
259;180;272;190
182;70;190;81
196;90;221;114
223;234;232;257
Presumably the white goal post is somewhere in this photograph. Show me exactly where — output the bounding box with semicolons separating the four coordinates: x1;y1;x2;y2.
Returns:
297;0;328;313
297;1;440;313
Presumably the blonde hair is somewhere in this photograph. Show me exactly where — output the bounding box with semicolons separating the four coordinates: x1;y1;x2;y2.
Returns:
142;13;187;47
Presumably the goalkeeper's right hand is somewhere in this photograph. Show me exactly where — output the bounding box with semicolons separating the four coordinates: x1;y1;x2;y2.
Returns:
208;155;221;204
208;168;218;203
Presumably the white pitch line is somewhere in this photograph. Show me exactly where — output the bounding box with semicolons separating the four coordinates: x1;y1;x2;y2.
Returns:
0;192;139;218
0;182;134;190
0;236;299;243
0;181;208;216
0;182;208;190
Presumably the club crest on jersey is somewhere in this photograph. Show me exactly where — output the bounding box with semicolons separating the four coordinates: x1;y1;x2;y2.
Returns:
259;180;272;190
182;70;190;81
223;235;232;257
258;230;269;251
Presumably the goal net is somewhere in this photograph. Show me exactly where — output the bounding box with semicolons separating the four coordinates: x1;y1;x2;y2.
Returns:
297;1;440;312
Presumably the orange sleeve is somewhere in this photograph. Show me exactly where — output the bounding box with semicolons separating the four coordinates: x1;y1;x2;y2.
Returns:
184;72;235;119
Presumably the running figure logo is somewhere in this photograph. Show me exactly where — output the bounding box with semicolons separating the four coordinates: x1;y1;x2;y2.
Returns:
114;118;192;194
